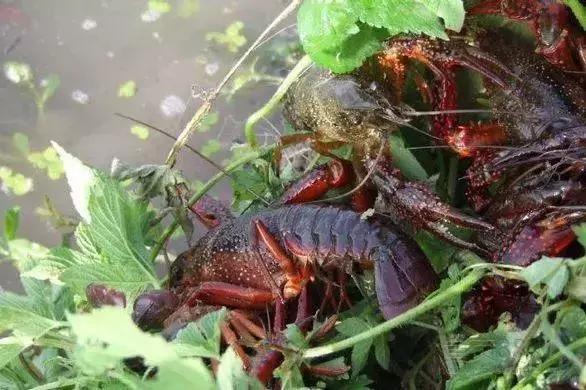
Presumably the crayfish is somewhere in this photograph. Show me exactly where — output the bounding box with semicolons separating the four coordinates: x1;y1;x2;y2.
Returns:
132;189;438;382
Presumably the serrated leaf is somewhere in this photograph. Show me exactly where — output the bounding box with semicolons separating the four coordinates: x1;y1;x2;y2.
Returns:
117;80;137;98
347;0;447;38
420;0;465;31
521;257;570;299
68;307;214;389
0;339;26;370
374;335;390;370
174;308;227;359
447;346;510;389
297;0;360;52
3;207;20;241
0;287;61;338
52;142;96;222
307;24;386;73
351;340;372;376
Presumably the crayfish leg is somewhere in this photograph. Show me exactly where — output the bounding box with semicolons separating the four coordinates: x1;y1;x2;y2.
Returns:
185;281;276;309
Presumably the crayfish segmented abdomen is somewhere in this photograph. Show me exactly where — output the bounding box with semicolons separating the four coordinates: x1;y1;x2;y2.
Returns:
171;204;438;320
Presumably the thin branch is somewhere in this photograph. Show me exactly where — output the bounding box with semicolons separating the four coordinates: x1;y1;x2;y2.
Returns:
244;54;313;146
165;0;303;166
303;269;486;359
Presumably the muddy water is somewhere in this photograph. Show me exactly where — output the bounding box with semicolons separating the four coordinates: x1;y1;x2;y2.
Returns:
0;0;294;290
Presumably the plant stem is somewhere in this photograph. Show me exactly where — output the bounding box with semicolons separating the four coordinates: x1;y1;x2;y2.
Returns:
512;337;586;389
149;150;264;262
244;54;313;146
303;269;485;359
165;0;303;166
19;353;44;383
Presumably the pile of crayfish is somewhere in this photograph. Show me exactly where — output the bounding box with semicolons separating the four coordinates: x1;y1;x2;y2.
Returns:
90;1;585;386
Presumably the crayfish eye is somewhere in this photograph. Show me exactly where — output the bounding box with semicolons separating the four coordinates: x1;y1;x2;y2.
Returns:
132;290;178;331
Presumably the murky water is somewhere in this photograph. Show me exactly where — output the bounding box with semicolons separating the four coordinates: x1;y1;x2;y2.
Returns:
0;0;295;290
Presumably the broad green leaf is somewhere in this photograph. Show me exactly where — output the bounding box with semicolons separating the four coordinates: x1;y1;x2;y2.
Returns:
0;339;26;370
374;335;390;370
351;340;372;376
206;22;247;53
0;289;61;338
174;308;227;359
52;142;96;222
12;133;29;156
40;74;60;104
347;0;447;38
447;346;510;389
297;0;360;52
521;257;570;299
3;207;20;241
0;167;33;196
308;24;386;73
130;125;149;140
68;307;214;389
567;275;586;303
559;306;586;342
420;0;465;31
117;80;137;98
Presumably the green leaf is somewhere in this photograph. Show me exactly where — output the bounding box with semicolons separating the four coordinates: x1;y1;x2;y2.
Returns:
559;306;586;342
201;139;222;158
420;0;465;31
3;207;20;241
117;80;137;98
297;0;360;52
0;282;62;339
573;223;586;248
373;335;390;370
130;125;150;140
347;0;447;38
521;257;570;299
40;74;60;104
567;275;586;303
308;24;386;73
388;133;428;181
563;0;586;30
206;22;247;53
174;308;227;359
447;346;510;389
148;0;171;13
68;307;214;389
12;133;30;156
110;159;187;200
6;238;49;272
0;339;26;370
216;347;261;390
